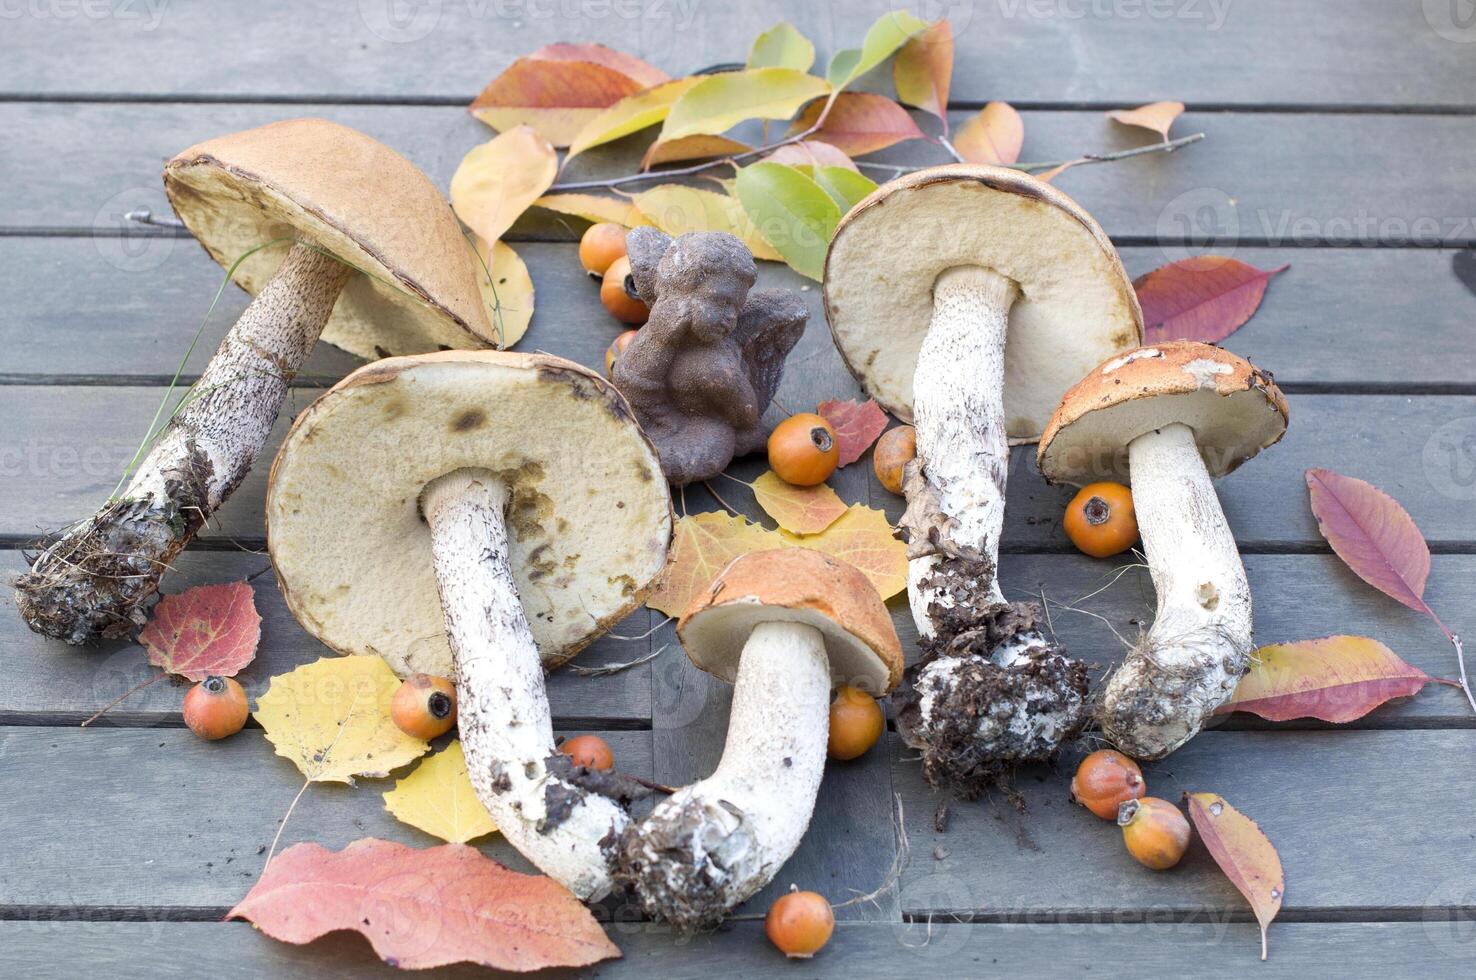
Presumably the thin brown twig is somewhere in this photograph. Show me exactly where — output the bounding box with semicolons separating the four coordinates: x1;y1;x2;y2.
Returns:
1427;609;1476;714
855;131;1206;180
702;480;743;517
80;672;165;727
566;644;668;678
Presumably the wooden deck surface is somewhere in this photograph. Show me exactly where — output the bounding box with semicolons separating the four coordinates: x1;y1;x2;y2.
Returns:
2;2;1475;976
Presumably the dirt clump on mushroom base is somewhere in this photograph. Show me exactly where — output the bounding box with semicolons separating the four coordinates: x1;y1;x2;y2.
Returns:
611;796;756;931
894;558;1089;799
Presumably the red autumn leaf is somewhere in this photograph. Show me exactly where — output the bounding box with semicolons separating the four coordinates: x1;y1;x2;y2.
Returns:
818;398;890;467
526;43;669;89
954;101;1024;165
790;93;926;156
1184;794;1284;961
893;20;954;134
1106;100;1185;140
1305;469;1432;614
139;581;259;681
229;839;620;971
1134;256;1288;344
1218;635;1446;722
469;57;648;147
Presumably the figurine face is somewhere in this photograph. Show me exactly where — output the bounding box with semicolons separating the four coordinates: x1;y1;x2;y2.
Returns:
685;276;749;342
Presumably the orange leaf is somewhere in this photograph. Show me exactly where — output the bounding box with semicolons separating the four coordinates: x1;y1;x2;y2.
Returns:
1184;794;1284;961
893;20;953;131
646;512;784;616
228;839;619;971
469;57;646;147
780;505;907;600
527;43;669;89
1106;101;1185;140
139;581;259;681
450;126;558;245
763;140;858;172
954;101;1023;165
817;398;889;466
1035;161;1078;183
750;471;848;534
789;93;926;156
1134;256;1288;344
641;133;750;169
1219;635;1444;722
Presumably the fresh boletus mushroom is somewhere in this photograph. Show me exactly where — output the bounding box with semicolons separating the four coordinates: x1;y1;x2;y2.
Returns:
823;164;1142;793
266;351;672;899
16;118;494;644
615;548;901;928
1038;341;1289;759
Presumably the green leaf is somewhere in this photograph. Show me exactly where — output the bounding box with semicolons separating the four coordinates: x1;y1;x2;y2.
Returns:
826;10;930;92
734;162;842;280
747;21;816;72
659;68;829;143
565;76;701;160
805;165;878;211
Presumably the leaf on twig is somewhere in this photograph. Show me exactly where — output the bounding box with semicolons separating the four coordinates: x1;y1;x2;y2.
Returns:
633;185;780;261
1133;256;1288;344
1219;635;1445;722
1184;793;1284;961
764;140;858;172
818;398;889;466
893;19;953;132
254;656;428;784
646;512;784;616
802;165;877;211
747;20;815;72
779;505;908;600
789;93;926;156
384;741;498;844
450;126;557;245
954;101;1024;165
470;237;533;349
1035;161;1078;183
640;133;750;169
734;162;842;279
469;54;649;147
827;10;929;92
228;839;619;971
528;42;668;88
565;76;701;161
139;581;259;681
1106;100;1185;141
656;68;830;145
532;193;649;228
750;471;848;534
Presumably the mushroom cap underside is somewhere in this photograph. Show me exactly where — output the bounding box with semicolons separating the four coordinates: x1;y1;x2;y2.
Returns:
164;118;495;360
266;350;673;678
822;163;1143;442
677;548;903;696
1037;340;1290;485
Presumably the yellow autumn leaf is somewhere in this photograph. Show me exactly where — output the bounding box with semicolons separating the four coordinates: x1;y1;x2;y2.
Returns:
646;511;785;616
254;655;429;784
566;76;702;161
640;134;750;169
470;237;533;349
450;126;558;245
750;471;848;534
747;21;815;72
533;193;651;228
1106;101;1185;141
955;101;1024;166
383;741;498;844
657;67;829;144
633;185;781;261
780;505;907;600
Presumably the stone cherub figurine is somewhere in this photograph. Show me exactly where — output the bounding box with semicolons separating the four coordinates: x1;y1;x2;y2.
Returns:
611;228;807;485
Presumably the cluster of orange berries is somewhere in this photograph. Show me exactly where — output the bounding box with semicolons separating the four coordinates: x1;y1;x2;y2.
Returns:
579;223;646;379
1071;749;1192;870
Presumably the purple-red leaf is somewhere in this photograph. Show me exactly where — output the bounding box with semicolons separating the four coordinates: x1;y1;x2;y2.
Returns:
1219;635;1445;722
818;398;889;467
139;581;260;681
1134;256;1288;344
1305;469;1431;615
790;93;926;157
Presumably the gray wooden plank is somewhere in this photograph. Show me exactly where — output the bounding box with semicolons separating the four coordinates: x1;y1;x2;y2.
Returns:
0;726;652;910
7;102;1476;248
6;238;1476;389
2;920;1473;979
895;729;1476;916
0;0;1470;108
0;550;655;725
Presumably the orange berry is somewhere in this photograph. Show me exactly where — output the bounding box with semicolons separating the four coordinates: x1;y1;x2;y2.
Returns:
579;222;627;277
391;674;457;740
765;889;834;958
1063;481;1138;558
1071;749;1145;820
600;256;648;325
828;686;883;760
768;413;839;486
604;329;638;377
182;675;248;741
561;734;614;771
872;425;916;495
1118;797;1191;870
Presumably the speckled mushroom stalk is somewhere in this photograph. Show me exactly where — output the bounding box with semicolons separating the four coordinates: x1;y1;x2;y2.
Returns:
614;549;901;930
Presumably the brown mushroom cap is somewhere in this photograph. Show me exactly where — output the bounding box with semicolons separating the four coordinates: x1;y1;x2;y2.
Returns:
266;350;673;678
823;164;1143;442
678;549;903;695
1037;341;1290;485
164;118;495;360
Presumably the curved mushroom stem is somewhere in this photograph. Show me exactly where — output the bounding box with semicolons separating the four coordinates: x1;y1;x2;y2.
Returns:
15;243;351;644
894;266;1088;796
423;469;631;901
615;620;829;929
1100;423;1253;760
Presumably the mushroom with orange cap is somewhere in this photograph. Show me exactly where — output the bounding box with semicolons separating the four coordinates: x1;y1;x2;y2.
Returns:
615;548;902;929
823;164;1142;793
1038;341;1290;759
266;350;672;900
16;118;496;645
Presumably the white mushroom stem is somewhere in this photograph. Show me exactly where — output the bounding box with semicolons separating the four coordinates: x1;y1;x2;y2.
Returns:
422;469;631;901
618;621;830;928
1100;422;1254;759
16;243;351;643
